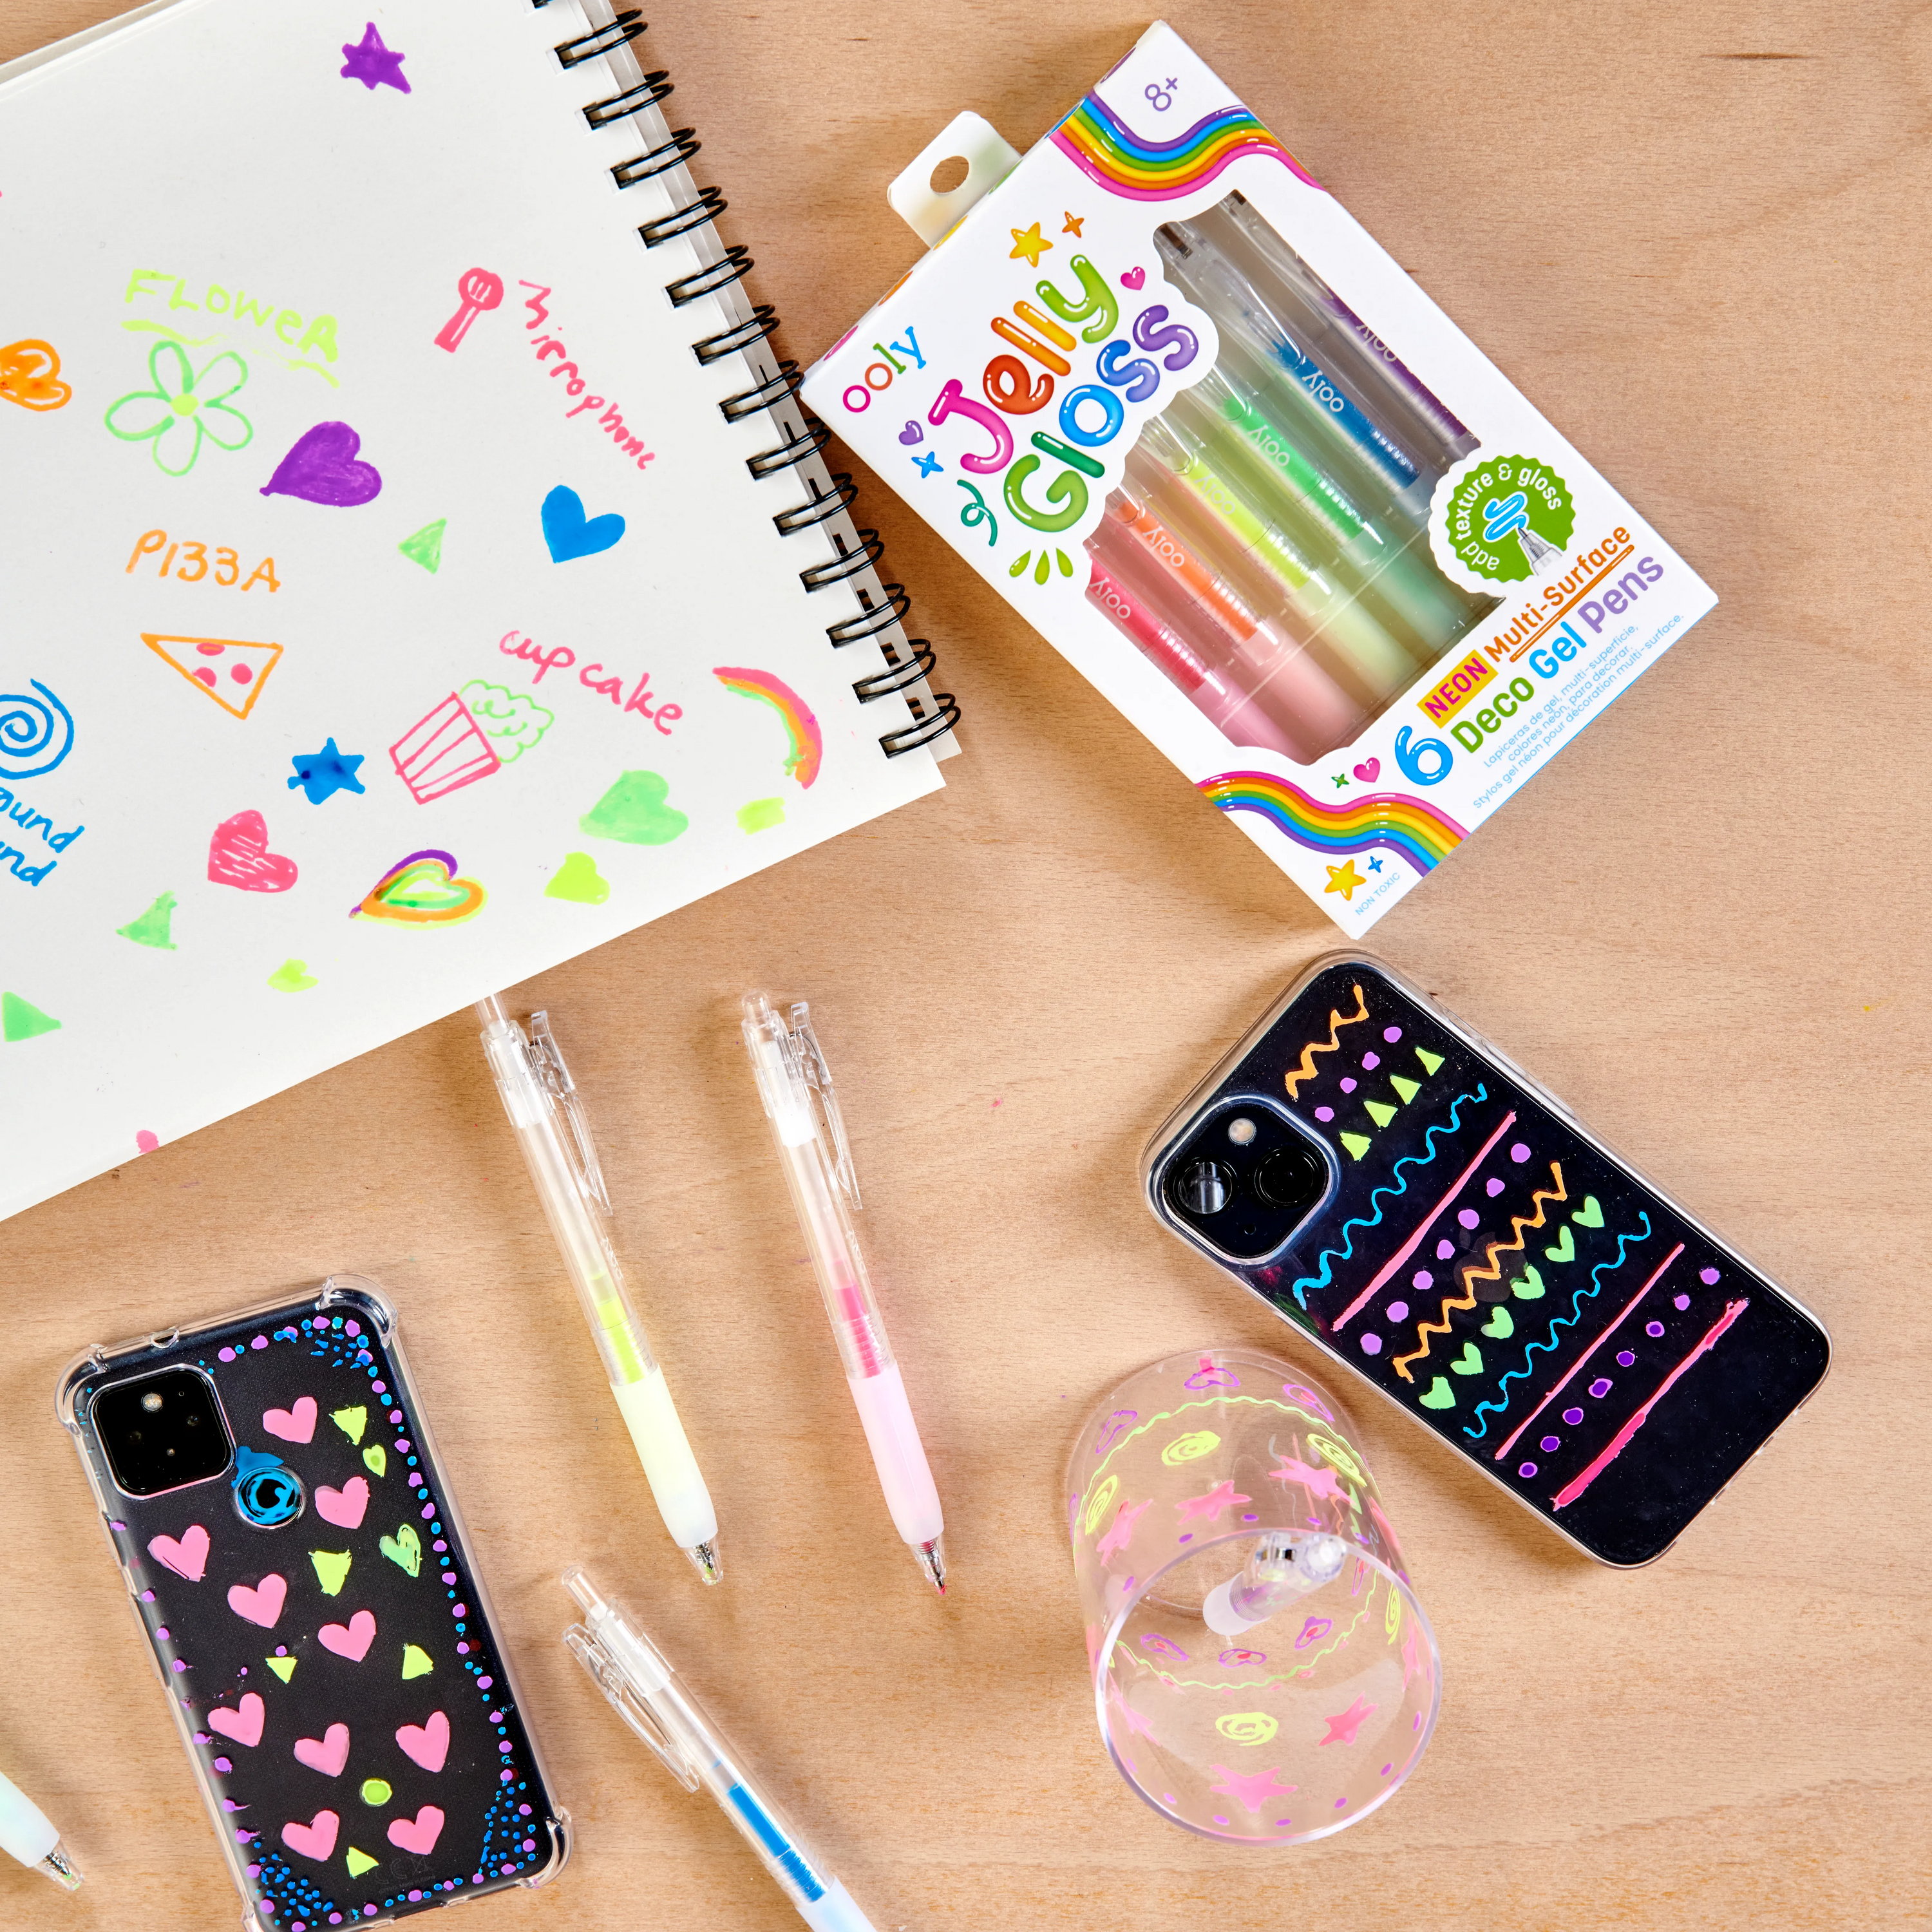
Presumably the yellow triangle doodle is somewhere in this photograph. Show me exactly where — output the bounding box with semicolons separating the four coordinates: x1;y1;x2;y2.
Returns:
1415;1046;1444;1074
1339;1132;1372;1161
310;1549;352;1596
331;1405;367;1444
267;1655;296;1684
401;1643;433;1680
345;1848;379;1879
1390;1074;1420;1104
1363;1099;1396;1128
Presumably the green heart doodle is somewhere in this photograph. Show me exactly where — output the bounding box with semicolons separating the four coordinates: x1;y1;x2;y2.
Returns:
1544;1226;1575;1265
1511;1265;1546;1300
379;1526;422;1577
1572;1195;1604;1229
1481;1305;1515;1339
363;1445;388;1477
1450;1341;1483;1375
1417;1376;1455;1409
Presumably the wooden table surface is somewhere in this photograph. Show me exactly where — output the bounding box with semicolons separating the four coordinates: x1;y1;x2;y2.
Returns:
5;3;1927;1927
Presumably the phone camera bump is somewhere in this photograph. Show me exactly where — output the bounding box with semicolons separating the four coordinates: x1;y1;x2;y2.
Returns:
1171;1157;1233;1217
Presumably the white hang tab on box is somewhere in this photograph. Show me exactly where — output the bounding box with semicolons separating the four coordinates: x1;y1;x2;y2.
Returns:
804;21;1715;931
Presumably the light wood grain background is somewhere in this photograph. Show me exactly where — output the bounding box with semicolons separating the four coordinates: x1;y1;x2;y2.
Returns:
3;3;1927;1928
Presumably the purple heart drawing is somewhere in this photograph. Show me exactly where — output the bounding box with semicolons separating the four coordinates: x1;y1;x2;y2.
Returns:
1353;757;1381;782
261;422;383;507
1120;267;1146;290
898;421;923;446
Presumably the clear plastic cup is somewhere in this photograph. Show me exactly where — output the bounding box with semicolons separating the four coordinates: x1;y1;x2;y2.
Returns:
1066;1345;1441;1844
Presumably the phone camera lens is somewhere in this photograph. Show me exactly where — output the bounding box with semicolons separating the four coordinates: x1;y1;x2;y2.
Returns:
1255;1143;1323;1211
1173;1157;1233;1216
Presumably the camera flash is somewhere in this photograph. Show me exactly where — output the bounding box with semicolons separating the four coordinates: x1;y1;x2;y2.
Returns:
1227;1117;1257;1146
141;1392;164;1412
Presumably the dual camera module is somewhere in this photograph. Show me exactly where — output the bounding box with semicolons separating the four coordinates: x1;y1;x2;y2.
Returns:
91;1368;235;1497
1161;1102;1331;1262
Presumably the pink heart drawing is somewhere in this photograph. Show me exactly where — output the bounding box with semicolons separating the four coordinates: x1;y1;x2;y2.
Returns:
395;1710;450;1774
263;1396;317;1444
207;1692;266;1748
261;421;384;507
1120;266;1146;290
387;1804;445;1856
293;1723;350;1777
898;420;923;446
318;1609;377;1662
1353;757;1381;782
315;1476;369;1530
207;810;299;893
281;1809;340;1862
227;1573;289;1628
148;1523;211;1582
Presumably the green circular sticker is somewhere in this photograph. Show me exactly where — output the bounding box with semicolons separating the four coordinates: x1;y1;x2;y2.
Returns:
1442;454;1576;583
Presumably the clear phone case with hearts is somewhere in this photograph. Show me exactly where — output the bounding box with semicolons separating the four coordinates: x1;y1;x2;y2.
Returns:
57;1276;569;1929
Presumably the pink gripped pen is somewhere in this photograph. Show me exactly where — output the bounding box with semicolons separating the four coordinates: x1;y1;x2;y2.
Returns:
741;993;947;1594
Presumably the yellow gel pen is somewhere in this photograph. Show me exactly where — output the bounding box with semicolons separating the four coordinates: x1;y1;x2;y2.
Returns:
477;996;720;1582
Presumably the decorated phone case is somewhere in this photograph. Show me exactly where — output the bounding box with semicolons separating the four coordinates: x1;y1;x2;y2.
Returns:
1143;957;1831;1565
57;1277;568;1929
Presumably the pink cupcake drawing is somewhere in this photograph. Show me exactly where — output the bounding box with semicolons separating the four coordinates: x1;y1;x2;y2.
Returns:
389;683;551;804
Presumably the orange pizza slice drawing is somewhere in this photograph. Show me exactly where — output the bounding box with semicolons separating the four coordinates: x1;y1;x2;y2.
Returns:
142;634;285;719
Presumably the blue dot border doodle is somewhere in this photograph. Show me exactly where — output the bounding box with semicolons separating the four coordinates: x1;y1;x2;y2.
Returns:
0;679;75;779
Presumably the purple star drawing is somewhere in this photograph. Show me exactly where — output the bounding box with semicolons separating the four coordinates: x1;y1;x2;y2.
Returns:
340;21;410;93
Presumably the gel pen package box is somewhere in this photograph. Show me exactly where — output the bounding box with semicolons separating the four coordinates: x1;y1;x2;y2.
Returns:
803;21;1716;929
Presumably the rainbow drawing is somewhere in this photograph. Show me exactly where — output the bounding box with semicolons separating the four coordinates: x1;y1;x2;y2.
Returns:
1050;93;1323;200
1198;772;1466;876
713;665;822;789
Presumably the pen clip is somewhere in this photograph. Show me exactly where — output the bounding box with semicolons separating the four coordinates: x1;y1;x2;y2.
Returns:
562;1625;701;1794
788;1001;861;1211
528;1010;613;1218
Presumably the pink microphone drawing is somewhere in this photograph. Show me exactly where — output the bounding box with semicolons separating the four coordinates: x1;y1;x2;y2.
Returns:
435;269;505;353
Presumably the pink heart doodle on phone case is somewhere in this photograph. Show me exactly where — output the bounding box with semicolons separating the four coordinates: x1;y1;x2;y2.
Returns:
1353;758;1381;782
1120;267;1146;290
314;1476;369;1530
318;1610;377;1662
207;1692;265;1747
227;1573;289;1627
148;1524;211;1582
387;1805;445;1855
292;1723;350;1777
395;1710;450;1774
262;1396;317;1443
281;1810;340;1861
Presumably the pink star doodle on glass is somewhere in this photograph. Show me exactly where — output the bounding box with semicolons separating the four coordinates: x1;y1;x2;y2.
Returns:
1267;1453;1346;1504
1095;1497;1151;1563
340;21;411;93
1318;1695;1378;1746
1208;1765;1298;1814
1176;1480;1251;1524
1401;1623;1428;1687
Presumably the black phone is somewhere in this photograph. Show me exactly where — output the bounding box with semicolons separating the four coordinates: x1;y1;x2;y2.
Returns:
1142;956;1830;1566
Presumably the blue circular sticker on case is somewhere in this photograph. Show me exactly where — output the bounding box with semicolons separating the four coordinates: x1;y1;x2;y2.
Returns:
232;1444;305;1528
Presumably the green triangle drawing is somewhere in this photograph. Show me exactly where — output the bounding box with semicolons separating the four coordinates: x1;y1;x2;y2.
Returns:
1339;1130;1372;1161
398;518;446;574
116;892;179;950
1;992;61;1042
1414;1046;1444;1074
1390;1074;1421;1104
1363;1099;1397;1128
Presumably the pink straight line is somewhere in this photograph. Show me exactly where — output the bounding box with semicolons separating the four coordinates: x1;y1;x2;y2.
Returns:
1493;1243;1684;1463
1330;1112;1518;1332
1551;1297;1750;1510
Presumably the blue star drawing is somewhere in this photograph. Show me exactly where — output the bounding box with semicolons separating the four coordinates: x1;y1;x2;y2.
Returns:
1367;856;1385;873
340;21;411;93
913;451;943;477
289;738;366;804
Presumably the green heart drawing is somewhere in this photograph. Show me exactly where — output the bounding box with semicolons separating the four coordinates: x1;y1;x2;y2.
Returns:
363;1444;388;1478
1511;1265;1546;1300
1481;1305;1515;1338
1544;1226;1576;1265
1572;1195;1604;1228
1418;1376;1455;1409
379;1526;422;1577
1450;1341;1483;1375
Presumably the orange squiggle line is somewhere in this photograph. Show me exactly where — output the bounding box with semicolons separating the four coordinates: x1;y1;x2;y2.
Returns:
1283;982;1368;1099
1392;1161;1566;1383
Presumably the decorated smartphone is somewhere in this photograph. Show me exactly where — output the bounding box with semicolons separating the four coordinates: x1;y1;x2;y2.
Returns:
56;1276;568;1927
1142;958;1830;1564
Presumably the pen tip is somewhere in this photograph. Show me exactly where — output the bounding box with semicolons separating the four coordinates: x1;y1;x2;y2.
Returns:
37;1844;82;1891
914;1535;947;1596
685;1539;723;1586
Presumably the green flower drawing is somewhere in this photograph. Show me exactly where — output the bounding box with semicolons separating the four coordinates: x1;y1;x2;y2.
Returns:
104;342;252;477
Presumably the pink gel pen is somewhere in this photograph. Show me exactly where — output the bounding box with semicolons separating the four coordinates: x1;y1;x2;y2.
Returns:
741;993;946;1593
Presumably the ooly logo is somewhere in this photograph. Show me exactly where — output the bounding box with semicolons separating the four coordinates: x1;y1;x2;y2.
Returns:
232;1444;305;1528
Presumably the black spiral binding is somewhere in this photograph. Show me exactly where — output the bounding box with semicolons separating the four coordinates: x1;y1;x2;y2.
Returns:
536;3;958;758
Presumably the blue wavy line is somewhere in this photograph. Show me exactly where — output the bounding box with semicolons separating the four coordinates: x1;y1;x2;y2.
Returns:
1464;1210;1653;1439
1289;1083;1486;1311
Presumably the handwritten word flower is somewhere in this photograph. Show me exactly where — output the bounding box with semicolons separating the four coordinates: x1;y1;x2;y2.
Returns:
106;343;252;477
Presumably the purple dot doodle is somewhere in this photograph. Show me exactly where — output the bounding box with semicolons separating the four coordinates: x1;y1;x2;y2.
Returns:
1384;1026;1402;1042
1676;1294;1691;1310
1381;1763;1393;1777
1387;1300;1408;1322
1616;1350;1636;1367
1540;1435;1560;1452
1315;1106;1334;1121
1510;1142;1530;1162
1700;1267;1720;1283
1363;1051;1380;1069
1241;1513;1259;1522
1562;1406;1584;1426
1437;1238;1455;1259
1589;1378;1613;1398
1518;1461;1538;1477
1340;1077;1358;1092
1361;1333;1382;1354
1412;1269;1432;1291
1178;1533;1193;1543
1647;1320;1665;1337
1458;1209;1480;1229
1486;1177;1505;1196
1213;1814;1229;1827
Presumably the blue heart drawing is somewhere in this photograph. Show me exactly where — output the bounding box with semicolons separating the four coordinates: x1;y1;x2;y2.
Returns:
541;484;625;562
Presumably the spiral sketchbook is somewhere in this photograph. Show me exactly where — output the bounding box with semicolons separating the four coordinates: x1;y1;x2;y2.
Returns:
0;0;956;1225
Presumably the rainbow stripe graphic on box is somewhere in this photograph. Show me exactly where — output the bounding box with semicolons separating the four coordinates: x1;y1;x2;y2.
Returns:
1050;93;1323;200
712;666;823;789
1199;772;1466;876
